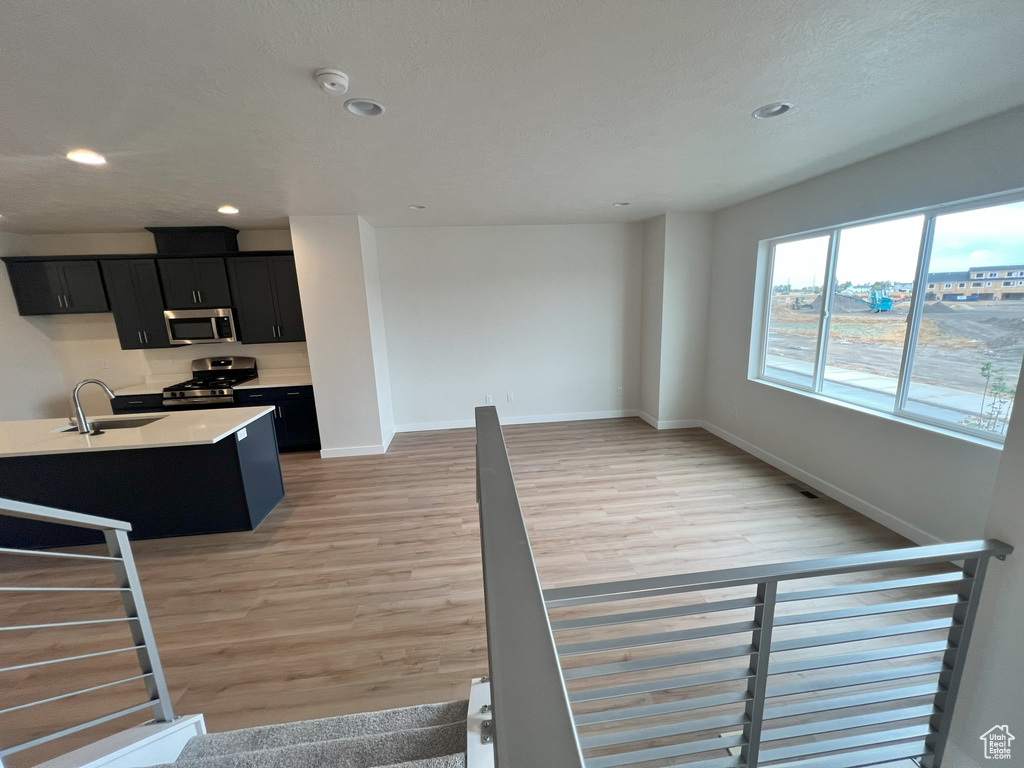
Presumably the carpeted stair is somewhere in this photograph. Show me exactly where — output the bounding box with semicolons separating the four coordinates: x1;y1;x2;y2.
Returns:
158;700;469;768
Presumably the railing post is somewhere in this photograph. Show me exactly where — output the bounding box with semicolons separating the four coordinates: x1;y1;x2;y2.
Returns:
104;529;175;723
922;556;990;768
741;580;778;767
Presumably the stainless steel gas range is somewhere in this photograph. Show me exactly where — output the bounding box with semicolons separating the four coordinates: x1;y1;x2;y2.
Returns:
162;356;258;408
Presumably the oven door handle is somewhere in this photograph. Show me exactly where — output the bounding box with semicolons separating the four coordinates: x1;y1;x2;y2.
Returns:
162;397;235;407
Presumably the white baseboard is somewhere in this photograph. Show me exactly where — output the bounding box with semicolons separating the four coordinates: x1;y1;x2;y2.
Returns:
381;426;396;452
638;410;658;428
320;443;388;458
699;420;943;546
639;411;702;430
395;409;640;434
35;715;205;768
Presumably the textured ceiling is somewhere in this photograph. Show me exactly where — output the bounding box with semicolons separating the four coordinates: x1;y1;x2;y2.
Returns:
0;0;1021;233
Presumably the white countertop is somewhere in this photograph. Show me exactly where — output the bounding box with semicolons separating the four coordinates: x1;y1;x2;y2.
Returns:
235;370;313;390
0;407;274;459
113;368;312;396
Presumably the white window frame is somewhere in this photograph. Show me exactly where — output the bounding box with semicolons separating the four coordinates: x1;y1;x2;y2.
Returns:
755;190;1023;445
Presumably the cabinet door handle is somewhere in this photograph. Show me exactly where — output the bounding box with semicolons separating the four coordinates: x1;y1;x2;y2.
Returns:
271;325;277;338
276;406;282;418
129;400;144;405
138;331;144;343
286;392;301;396
191;290;197;303
57;294;64;308
143;331;149;343
198;290;203;303
248;393;263;398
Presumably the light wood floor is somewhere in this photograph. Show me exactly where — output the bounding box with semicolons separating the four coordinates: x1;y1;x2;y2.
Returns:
0;419;913;766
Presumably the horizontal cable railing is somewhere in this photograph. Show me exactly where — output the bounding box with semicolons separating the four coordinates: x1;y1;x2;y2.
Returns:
474;406;1012;768
0;498;174;764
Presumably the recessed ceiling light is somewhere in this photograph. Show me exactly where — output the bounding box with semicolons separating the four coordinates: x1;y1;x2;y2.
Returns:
218;205;239;215
409;204;426;210
66;149;106;165
613;202;630;207
345;98;385;117
752;102;794;119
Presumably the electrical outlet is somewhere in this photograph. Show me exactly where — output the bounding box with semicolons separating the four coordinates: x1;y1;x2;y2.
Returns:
617;386;623;397
485;394;492;405
507;393;514;403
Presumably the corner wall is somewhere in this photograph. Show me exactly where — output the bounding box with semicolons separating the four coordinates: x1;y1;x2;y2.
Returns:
639;212;713;429
704;107;1024;544
290;215;394;456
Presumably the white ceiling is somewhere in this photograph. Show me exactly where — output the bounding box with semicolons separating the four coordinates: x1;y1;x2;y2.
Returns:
0;0;1021;233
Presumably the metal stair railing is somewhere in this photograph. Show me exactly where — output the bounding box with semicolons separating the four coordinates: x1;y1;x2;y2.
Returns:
0;498;174;765
474;405;1012;768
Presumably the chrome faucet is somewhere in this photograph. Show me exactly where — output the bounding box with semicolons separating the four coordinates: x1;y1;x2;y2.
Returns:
73;379;116;434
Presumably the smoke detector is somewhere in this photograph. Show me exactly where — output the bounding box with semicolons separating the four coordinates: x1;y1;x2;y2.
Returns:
314;68;349;95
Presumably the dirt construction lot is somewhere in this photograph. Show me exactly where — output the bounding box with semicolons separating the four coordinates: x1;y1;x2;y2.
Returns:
767;298;1024;393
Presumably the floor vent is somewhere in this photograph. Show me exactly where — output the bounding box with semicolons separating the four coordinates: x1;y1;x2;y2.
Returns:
785;482;819;499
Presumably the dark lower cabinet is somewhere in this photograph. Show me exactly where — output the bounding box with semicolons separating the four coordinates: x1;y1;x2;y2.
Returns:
0;411;283;548
237;386;320;451
6;260;109;315
101;259;171;349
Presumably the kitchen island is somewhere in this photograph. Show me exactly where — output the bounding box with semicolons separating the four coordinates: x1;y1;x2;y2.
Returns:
0;407;283;548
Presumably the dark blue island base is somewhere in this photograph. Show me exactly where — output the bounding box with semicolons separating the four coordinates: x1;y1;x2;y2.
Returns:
0;412;284;548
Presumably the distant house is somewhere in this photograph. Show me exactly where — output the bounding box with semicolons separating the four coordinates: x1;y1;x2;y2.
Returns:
925;264;1024;301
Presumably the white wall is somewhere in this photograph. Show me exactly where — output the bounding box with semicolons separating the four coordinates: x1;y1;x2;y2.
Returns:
290;215;394;456
358;218;395;443
0;229;304;415
948;360;1024;767
705;107;1023;544
0;234;68;420
639;216;666;422
639;212;713;428
376;223;643;430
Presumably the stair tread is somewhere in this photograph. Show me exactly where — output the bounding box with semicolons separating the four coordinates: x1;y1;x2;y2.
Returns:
178;700;468;760
162;720;466;768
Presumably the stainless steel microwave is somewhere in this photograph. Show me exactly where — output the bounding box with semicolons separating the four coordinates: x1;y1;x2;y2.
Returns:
164;308;237;345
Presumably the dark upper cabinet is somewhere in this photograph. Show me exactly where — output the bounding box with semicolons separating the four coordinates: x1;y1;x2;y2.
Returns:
226;255;305;344
268;256;306;342
6;260;108;315
157;258;232;308
101;260;171;349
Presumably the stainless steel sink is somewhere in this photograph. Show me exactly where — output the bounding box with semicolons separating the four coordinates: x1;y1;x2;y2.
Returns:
54;416;165;433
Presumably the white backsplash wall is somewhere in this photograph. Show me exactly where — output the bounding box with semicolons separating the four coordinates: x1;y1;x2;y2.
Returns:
1;229;304;416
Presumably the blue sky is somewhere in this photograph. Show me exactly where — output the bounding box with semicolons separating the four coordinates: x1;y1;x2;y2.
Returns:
773;201;1023;287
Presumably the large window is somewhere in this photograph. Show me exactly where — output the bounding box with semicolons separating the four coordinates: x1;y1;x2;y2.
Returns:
758;195;1024;442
